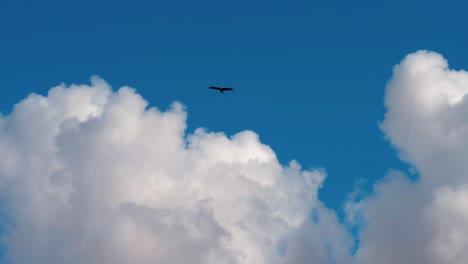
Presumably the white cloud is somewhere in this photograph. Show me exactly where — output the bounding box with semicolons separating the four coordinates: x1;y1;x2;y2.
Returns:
0;77;350;264
425;185;468;263
3;50;468;264
354;50;468;264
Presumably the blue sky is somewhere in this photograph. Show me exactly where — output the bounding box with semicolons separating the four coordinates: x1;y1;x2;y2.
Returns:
1;0;468;244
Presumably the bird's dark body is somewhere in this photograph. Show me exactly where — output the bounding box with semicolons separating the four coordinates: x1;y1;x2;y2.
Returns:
209;86;234;94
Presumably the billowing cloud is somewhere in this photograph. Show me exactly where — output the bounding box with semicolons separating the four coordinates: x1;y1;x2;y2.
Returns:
0;77;351;263
353;50;468;264
2;50;468;264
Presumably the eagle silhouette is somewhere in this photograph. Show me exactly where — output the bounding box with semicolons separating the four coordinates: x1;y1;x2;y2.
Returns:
209;86;234;94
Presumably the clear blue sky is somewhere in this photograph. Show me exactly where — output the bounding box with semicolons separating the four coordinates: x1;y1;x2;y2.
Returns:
1;0;467;214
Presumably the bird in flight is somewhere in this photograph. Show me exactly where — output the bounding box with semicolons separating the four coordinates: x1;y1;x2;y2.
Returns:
209;86;234;94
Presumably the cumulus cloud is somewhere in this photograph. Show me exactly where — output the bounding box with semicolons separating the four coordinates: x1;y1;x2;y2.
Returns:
0;77;350;264
353;50;468;264
3;50;468;264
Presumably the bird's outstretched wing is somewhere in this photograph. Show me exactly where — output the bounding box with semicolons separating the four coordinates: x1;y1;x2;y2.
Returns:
209;86;222;90
221;87;234;91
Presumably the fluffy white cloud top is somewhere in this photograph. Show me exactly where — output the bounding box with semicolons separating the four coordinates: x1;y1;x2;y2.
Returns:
0;77;350;264
2;50;468;264
354;50;468;264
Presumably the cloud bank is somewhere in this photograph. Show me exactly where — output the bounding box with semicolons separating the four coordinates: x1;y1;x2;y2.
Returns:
354;50;468;264
1;50;468;264
0;78;350;263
